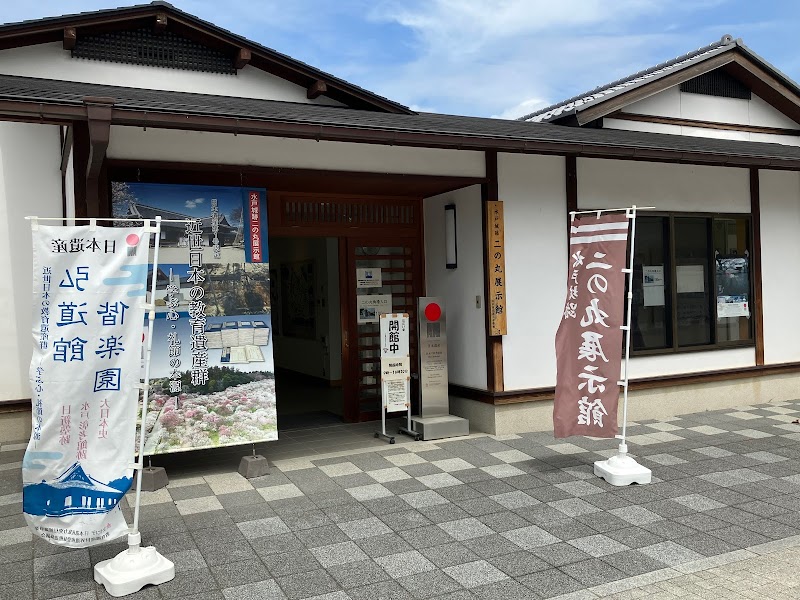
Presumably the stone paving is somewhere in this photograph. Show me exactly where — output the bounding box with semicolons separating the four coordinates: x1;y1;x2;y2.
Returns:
3;401;800;599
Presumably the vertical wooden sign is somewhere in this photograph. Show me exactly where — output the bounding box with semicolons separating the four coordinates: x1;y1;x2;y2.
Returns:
486;200;507;335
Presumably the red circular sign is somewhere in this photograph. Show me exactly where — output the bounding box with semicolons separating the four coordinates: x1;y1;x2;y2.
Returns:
424;303;442;322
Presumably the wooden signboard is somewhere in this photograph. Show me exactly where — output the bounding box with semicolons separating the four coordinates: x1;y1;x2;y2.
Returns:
486;200;507;336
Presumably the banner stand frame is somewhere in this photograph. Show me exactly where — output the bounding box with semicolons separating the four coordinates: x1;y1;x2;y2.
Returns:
398;396;422;442
93;215;177;596
590;205;652;486
375;313;420;443
375;399;397;444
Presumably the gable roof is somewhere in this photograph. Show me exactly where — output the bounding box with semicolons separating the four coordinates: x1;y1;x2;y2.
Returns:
521;35;800;126
0;1;412;114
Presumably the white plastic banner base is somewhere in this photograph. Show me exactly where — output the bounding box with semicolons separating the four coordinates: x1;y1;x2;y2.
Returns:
94;533;175;597
594;444;652;486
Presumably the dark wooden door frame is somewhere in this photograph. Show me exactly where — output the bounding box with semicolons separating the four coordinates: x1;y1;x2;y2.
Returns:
342;235;424;422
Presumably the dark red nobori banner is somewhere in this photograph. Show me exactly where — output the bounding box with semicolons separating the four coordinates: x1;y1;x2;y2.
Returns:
554;213;630;438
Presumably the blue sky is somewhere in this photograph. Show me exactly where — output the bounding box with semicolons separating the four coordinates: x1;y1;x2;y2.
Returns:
3;1;800;118
128;183;244;220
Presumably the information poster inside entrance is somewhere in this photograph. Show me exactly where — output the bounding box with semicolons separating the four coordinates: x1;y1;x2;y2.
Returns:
112;182;276;454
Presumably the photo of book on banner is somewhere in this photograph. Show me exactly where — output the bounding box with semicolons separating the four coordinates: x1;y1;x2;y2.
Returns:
112;182;276;455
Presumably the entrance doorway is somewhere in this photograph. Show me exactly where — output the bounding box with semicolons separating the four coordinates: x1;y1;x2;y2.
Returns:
269;237;344;428
267;192;426;427
269;234;425;428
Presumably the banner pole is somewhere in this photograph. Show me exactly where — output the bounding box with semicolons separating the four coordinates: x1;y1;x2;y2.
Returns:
94;215;175;595
130;215;162;541
619;205;638;450
592;205;652;486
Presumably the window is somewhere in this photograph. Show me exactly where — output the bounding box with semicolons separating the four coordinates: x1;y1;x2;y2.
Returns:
631;214;752;353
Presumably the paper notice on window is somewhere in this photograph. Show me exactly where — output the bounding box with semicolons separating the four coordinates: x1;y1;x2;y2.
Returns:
643;266;665;307
356;267;382;288
717;296;750;318
677;265;705;294
357;294;392;323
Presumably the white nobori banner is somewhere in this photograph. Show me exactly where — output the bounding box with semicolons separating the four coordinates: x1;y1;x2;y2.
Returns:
23;224;148;547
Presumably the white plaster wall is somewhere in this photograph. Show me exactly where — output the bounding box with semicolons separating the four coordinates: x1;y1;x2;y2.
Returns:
0;123;62;402
680;92;750;125
624;86;681;118
604;117;800;146
611;86;800;145
577;158;750;213
679;126;751;142
626;87;799;128
107;127;485;178
760;170;800;364
749;94;800;128
423;185;487;389
0;42;342;105
603;118;681;136
628;348;755;378
498;153;567;390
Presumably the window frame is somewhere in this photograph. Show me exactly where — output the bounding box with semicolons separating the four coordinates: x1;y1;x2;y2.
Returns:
630;211;755;357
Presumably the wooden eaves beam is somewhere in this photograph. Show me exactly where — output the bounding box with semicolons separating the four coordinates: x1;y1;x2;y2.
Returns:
155;12;168;31
63;27;76;50
307;80;327;99
235;48;251;70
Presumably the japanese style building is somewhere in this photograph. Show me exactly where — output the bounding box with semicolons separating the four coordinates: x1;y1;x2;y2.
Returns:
2;2;800;440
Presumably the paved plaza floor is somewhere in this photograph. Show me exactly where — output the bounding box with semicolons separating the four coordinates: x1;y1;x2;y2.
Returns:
4;401;800;599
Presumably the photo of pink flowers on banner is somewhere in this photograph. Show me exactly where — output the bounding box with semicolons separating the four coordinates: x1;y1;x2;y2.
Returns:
554;213;630;438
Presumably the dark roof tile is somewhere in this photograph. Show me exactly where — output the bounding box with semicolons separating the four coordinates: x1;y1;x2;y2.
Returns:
2;73;800;166
520;35;800;124
0;2;410;114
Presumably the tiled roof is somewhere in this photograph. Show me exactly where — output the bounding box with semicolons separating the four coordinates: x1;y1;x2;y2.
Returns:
520;35;800;124
0;1;411;114
3;73;800;167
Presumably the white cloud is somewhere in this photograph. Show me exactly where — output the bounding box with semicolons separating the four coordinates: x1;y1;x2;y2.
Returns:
491;97;550;120
185;198;205;210
364;0;731;117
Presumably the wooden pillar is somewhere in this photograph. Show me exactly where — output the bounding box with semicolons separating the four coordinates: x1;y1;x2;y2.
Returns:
60;125;73;221
72;121;89;218
565;155;578;263
84;97;114;218
750;167;765;366
482;150;503;392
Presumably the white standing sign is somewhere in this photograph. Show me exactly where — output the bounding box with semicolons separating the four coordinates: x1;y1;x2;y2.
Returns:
380;314;410;413
23;224;148;547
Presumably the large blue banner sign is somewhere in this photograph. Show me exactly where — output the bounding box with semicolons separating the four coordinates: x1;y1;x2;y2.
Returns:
112;183;277;454
23;224;148;547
